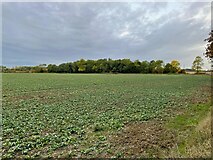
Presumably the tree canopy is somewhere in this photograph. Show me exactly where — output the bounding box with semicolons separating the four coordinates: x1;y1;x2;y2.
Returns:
171;60;180;72
192;56;204;73
2;59;184;74
204;30;213;59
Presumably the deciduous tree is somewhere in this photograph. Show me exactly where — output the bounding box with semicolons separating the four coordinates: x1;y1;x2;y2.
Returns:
171;60;180;72
192;56;204;73
204;30;213;59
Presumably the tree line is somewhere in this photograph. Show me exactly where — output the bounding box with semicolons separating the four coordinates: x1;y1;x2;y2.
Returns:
2;59;186;74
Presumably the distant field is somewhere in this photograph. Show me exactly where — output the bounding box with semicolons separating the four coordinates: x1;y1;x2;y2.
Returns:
2;73;211;158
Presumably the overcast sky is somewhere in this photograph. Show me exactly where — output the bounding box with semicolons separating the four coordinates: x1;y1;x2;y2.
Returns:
2;2;211;69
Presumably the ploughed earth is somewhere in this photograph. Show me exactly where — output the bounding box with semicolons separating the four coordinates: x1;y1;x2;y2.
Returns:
105;120;176;158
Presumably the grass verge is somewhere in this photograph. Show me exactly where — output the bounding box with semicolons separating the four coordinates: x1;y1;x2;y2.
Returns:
165;102;211;158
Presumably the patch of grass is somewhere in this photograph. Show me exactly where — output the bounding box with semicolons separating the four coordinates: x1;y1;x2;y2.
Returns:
167;103;210;130
166;103;211;158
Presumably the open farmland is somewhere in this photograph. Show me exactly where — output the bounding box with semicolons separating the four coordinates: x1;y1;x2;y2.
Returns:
2;73;211;158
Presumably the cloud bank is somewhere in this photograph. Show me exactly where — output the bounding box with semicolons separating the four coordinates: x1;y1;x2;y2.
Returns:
2;2;211;69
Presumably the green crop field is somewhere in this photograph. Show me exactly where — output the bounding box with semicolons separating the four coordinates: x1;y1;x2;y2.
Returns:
2;73;211;158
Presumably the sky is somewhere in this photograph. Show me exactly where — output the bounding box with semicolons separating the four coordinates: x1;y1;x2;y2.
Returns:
2;2;212;69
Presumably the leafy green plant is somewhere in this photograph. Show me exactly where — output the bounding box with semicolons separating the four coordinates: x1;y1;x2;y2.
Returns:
2;73;210;158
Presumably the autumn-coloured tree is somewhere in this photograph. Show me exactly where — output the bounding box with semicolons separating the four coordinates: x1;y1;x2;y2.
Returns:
204;30;213;59
171;60;181;72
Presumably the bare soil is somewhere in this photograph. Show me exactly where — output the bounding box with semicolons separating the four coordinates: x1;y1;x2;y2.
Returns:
100;120;176;158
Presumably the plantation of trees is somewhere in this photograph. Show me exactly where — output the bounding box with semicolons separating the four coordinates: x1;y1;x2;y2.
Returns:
2;59;185;74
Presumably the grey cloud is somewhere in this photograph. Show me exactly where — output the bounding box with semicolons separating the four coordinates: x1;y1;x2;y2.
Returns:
2;2;211;69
